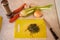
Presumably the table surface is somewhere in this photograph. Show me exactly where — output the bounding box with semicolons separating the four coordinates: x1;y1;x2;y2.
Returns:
0;0;60;40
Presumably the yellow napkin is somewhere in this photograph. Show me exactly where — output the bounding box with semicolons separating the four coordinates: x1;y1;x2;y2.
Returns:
0;16;2;31
14;19;47;38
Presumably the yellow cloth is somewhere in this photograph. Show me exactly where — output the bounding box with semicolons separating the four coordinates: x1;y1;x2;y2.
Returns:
0;16;2;30
14;19;47;38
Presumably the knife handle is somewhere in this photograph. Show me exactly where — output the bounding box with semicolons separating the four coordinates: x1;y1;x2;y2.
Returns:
50;28;58;40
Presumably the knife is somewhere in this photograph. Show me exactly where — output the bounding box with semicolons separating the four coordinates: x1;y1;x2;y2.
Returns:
43;19;59;40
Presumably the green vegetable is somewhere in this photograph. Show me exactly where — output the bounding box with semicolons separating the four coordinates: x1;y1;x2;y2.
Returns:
20;9;35;16
20;4;52;16
38;4;52;10
27;24;40;33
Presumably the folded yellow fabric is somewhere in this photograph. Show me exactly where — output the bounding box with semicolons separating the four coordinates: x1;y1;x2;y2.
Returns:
0;16;2;31
14;19;47;38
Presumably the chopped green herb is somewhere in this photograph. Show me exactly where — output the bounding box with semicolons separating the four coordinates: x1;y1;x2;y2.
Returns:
27;24;40;33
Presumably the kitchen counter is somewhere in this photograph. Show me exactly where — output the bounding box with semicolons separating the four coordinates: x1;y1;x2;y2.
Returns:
0;0;60;40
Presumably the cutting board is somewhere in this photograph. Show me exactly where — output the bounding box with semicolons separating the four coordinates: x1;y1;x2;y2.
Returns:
14;19;47;38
